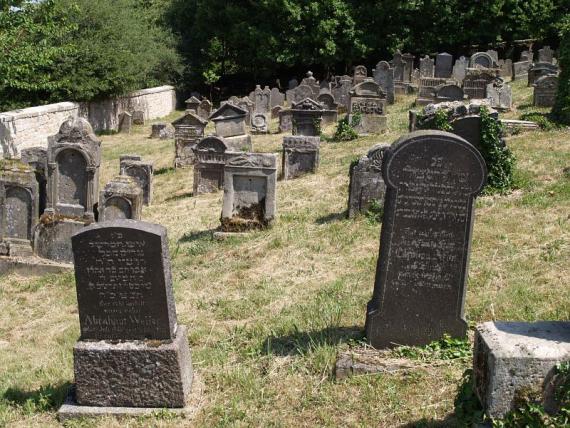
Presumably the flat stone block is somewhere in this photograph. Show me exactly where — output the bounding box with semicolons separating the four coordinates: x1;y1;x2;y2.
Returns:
0;256;72;277
224;135;252;152
474;321;570;420
34;218;87;264
213;231;247;241
73;325;192;408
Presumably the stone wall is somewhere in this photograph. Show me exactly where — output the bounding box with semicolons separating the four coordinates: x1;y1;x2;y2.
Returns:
0;85;177;157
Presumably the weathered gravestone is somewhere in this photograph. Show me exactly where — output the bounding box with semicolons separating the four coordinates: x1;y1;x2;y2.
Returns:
513;60;532;80
373;61;395;105
528;63;559;86
98;175;143;221
416;77;448;105
435;52;453;78
286;71;320;104
317;93;338;125
219;153;277;233
349;79;387;135
58;220;193;419
534;75;559;107
282;136;320;180
172;111;208;168
197;99;212;121
209;103;252;151
271;105;283;119
520;49;534;63
331;75;353;110
185;96;201;113
270;87;285;108
452;56;469;84
278;109;293;133
150;123;174;140
353;65;368;85
347;144;390;218
132;110;145;125
120;158;153;206
34;117;100;263
253;85;271;113
118;112;132;134
20;147;47;216
193;136;227;195
463;70;497;99
251;112;269;134
486;80;512;111
0;160;39;257
486;50;499;64
434;84;465;102
419;55;435;78
498;59;513;80
291;98;323;137
470;52;496;69
538;46;554;64
365;130;487;348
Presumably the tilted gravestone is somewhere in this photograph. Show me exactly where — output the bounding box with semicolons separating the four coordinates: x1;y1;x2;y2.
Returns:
193;136;228;195
373;61;395;105
534;75;559;107
58;220;192;417
98;175;143;222
347;144;390;219
282;136;320;180
34;117;101;263
220;153;277;232
520;50;534;63
120;158;153;206
172;111;208;168
365;130;487;348
0;160;39;257
435;53;453;78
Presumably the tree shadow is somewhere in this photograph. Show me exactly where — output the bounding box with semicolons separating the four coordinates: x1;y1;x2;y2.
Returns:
154;166;175;175
315;210;348;224
164;191;193;202
3;382;72;411
261;326;364;357
178;229;216;243
397;414;460;427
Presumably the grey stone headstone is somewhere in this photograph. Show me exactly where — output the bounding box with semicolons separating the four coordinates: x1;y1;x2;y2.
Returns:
470;52;495;69
282;136;320;180
498;59;513;79
20;147;47;216
197;99;212;120
270;87;285;108
486;50;499;63
538;46;554;64
150;123;174;139
288;78;298;90
251;112;269;134
373;61;395;104
120;159;153;206
419;55;435;78
347;144;389;218
278;109;293;133
435;53;453;78
452;56;468;84
513;60;532;80
353;65;368;85
486;81;512;111
72;220;177;341
528;63;559;86
291;98;324;137
349;79;388;135
132;110;145;125
99;175;143;221
534;75;559;107
193;136;227;196
118;112;132;134
392;51;405;82
366;130;487;348
434;84;465;102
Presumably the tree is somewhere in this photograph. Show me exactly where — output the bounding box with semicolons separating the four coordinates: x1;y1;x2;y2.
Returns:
553;18;570;124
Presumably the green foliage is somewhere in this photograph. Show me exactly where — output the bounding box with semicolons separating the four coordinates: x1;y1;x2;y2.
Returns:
392;334;472;362
454;369;485;426
332;114;360;142
479;107;516;194
364;199;383;224
520;112;562;131
553;17;570;124
424;109;453;132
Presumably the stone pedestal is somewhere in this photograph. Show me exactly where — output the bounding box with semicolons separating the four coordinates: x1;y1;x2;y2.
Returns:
474;321;570;420
34;217;86;263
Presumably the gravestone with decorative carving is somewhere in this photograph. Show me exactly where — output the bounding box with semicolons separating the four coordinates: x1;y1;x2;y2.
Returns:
282;136;320;180
209;103;252;152
172;111;208;168
98;175;143;221
347;144;390;218
58;220;193;419
193;136;228;195
291;98;323;137
365;130;487;348
349;79;387;135
534;75;559;107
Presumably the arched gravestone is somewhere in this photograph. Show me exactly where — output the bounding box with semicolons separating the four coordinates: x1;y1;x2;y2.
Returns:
103;196;132;220
5;187;33;240
470;52;495;69
366;131;487;348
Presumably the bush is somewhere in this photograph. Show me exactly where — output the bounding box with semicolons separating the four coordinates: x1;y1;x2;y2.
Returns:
553;19;570;124
331;114;360;142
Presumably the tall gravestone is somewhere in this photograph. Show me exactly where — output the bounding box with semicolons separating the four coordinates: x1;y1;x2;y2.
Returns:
35;117;101;263
58;220;193;419
420;56;435;78
120;158;153;206
373;61;395;105
365;131;487;348
349;79;387;135
0;160;39;257
534;75;559;107
452;56;469;84
20;147;48;217
435;53;453;78
193;136;228;195
172;111;208;168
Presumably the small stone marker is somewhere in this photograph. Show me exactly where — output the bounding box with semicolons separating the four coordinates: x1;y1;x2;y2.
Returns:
118;112;132;134
349;79;387;135
172;111;208;168
419;55;435;78
150;123;174;139
120;158;153;206
192;136;227;195
0;159;39;257
474;321;570;420
498;59;513;80
347;144;389;218
534;75;559;107
365;130;487;348
219;153;277;233
282;136;320;180
538;45;554;63
291;98;323;137
98;175;143;221
58;220;193;419
132;110;145;125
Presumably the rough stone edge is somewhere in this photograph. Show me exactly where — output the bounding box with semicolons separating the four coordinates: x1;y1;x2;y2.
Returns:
57;371;204;422
0;256;72;277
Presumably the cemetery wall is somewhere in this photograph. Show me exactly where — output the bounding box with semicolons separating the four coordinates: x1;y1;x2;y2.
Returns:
0;85;176;157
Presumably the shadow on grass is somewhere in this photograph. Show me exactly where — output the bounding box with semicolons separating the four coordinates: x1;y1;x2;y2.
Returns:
3;382;71;412
154;166;175;175
164;191;193;202
398;414;459;427
315;210;348;224
261;326;364;356
178;229;216;243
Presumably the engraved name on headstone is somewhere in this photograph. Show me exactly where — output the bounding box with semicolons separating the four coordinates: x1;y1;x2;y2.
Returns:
366;130;487;348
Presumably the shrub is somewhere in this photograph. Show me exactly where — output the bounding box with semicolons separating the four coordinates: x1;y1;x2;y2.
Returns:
332;114;360;142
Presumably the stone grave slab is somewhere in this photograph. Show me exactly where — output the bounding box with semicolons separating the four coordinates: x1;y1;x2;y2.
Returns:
282;136;320;180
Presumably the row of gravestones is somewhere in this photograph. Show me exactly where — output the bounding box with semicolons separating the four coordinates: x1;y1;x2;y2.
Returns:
0;118;156;264
57;126;491;420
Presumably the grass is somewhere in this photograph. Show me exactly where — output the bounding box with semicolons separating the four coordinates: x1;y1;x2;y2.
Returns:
0;79;569;427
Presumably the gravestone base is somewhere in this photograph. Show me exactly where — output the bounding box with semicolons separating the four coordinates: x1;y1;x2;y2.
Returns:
71;325;192;409
34;217;88;264
350;115;387;135
213;231;249;241
322;110;338;125
5;241;34;258
224;135;252;152
474;321;570;420
0;255;72;276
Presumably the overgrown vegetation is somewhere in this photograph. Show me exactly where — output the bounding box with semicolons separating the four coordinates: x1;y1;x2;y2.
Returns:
553;17;570;124
520;112;562;131
331;114;360;142
393;334;472;362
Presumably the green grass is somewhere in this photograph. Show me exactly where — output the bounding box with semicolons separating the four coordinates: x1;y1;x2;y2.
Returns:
0;80;569;427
